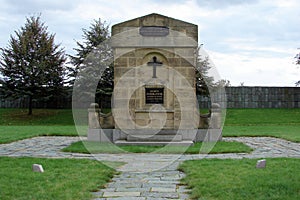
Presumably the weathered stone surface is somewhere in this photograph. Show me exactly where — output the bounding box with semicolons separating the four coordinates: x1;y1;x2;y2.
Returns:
256;159;266;168
109;13;205;145
88;103;100;129
151;187;176;192
103;192;141;198
32;164;44;173
199;86;300;109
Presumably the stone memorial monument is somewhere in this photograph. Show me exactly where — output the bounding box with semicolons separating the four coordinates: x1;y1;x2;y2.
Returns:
87;13;222;145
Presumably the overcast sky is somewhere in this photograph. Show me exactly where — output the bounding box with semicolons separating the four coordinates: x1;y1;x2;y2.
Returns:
0;0;299;86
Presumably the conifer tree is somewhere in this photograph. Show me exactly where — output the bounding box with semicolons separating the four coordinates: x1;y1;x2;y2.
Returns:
70;19;113;108
295;50;300;86
0;16;66;115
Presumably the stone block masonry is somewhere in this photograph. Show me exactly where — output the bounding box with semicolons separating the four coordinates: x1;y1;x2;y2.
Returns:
198;86;300;108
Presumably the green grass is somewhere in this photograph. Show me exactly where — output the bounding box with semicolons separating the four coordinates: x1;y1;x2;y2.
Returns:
0;157;119;200
1;108;300;143
223;108;300;142
62;141;253;154
0;109;88;143
0;109;75;125
225;108;300;125
179;158;300;200
0;126;87;144
223;125;300;142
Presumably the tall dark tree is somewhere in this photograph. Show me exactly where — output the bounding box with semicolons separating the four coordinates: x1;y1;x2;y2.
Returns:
295;51;300;65
195;46;230;96
195;46;230;110
295;50;300;86
70;19;113;108
0;16;66;115
195;54;215;96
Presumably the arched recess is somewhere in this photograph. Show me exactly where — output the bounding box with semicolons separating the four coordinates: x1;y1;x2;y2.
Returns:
142;51;169;66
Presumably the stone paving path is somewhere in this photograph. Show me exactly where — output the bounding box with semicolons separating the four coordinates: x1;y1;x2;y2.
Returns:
92;168;189;200
0;136;299;199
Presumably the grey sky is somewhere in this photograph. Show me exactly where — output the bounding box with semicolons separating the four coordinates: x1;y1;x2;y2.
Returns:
0;0;299;86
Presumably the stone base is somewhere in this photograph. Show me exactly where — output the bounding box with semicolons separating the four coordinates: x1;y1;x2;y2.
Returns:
127;134;182;142
87;128;222;143
87;129;114;142
195;129;222;142
114;140;194;146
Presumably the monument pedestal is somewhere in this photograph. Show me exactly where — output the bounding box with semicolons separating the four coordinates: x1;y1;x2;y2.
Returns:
87;127;222;144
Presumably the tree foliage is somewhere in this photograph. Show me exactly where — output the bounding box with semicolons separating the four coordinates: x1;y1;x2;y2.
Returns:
195;46;230;96
69;19;109;74
196;54;214;96
295;52;300;65
69;19;113;108
0;16;66;115
295;50;300;86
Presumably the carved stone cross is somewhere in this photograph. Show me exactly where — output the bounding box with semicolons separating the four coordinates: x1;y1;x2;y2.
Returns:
147;56;162;78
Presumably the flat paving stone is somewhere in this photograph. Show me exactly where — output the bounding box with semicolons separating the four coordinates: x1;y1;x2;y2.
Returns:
116;187;150;192
107;197;146;200
142;191;179;198
151;187;176;192
103;192;141;197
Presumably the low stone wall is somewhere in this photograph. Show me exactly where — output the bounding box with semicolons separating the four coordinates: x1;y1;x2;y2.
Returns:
198;87;300;108
0;96;72;108
2;87;300;109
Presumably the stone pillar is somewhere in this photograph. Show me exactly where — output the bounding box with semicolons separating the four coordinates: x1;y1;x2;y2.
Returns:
88;103;100;129
210;103;221;129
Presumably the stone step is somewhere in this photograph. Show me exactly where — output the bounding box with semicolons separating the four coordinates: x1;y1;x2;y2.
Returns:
119;129;180;135
115;140;194;146
127;134;182;142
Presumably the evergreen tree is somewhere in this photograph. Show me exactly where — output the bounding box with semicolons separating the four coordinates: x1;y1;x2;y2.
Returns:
195;46;230;110
295;50;300;86
69;19;109;76
196;54;215;96
69;19;113;108
295;51;300;65
0;16;66;115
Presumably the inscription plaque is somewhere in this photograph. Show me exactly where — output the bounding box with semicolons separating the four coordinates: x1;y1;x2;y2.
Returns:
145;87;164;104
139;26;169;37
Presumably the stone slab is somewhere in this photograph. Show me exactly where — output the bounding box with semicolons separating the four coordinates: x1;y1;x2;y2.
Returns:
32;164;44;173
87;129;114;142
127;134;182;142
116;129;180;135
88;129;222;142
195;129;222;142
103;191;141;198
115;140;193;146
256;159;266;168
151;187;176;192
87;129;101;141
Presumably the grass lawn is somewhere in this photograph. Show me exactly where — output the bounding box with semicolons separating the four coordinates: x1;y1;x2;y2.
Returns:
223;125;300;142
223;108;300;142
0;108;300;143
0;109;87;143
62;141;253;154
224;108;300;125
0;157;119;200
0;125;87;144
0;109;76;125
179;158;300;200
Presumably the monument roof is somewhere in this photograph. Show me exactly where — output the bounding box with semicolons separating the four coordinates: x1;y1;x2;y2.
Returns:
112;13;198;41
112;13;197;28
